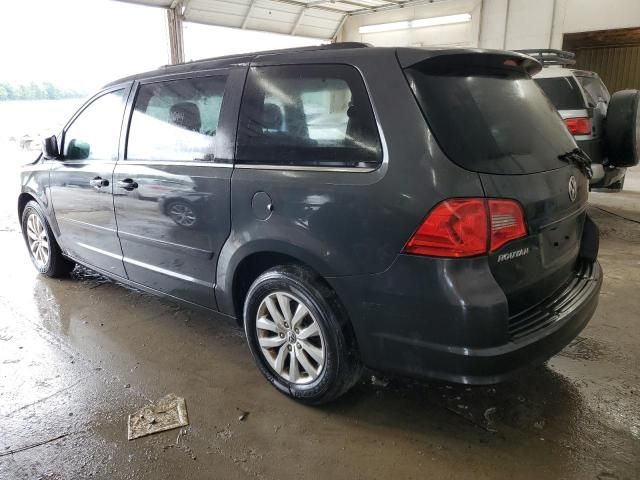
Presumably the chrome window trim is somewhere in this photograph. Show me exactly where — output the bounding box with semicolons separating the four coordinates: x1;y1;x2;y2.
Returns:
122;159;233;168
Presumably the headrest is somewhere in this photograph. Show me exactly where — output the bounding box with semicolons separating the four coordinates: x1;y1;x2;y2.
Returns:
262;103;283;131
170;102;201;132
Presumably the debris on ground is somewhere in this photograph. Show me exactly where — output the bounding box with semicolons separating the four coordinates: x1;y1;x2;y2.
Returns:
127;393;189;440
370;375;390;388
162;428;197;460
483;407;498;433
237;410;249;422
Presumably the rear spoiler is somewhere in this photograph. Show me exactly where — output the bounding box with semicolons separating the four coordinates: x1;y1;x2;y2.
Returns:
515;49;576;67
396;48;542;76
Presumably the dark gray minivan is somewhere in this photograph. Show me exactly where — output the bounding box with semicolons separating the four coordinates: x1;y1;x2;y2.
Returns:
19;43;602;403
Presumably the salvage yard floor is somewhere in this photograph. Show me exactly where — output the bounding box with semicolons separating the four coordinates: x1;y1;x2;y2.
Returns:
0;148;638;479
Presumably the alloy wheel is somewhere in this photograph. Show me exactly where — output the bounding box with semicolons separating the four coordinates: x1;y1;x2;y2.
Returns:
26;213;50;268
255;291;325;384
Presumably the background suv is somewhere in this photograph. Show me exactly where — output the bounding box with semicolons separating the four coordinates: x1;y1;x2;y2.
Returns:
521;49;640;191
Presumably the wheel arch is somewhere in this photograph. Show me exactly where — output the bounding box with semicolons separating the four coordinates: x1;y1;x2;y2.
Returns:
17;192;37;220
216;240;342;322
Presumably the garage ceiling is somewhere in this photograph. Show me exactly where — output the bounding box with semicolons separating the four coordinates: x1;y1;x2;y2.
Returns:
116;0;446;40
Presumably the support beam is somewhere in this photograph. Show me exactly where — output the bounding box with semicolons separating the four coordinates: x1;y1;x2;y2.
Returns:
332;14;348;41
242;0;256;29
291;8;306;35
166;3;185;65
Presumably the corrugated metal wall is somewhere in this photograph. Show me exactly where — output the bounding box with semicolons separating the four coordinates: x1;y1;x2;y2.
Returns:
574;45;640;92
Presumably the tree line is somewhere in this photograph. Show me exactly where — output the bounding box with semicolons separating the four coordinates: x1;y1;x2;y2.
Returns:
0;82;85;101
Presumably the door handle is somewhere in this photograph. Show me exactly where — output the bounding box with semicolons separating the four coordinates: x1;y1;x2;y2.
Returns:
89;177;109;188
117;178;138;191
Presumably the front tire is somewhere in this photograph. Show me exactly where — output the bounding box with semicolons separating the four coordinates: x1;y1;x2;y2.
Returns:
21;201;75;277
244;265;362;404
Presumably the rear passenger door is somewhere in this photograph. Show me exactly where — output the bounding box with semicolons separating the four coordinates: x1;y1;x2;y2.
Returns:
113;69;242;308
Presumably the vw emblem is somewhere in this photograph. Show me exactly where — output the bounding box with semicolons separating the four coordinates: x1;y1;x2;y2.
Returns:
568;176;578;202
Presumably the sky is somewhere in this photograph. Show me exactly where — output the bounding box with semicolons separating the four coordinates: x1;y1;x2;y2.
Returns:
0;0;323;92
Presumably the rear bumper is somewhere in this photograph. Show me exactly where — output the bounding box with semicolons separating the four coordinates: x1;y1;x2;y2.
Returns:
327;257;602;384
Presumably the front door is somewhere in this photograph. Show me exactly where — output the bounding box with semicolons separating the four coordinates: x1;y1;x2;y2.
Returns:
113;72;235;308
50;86;130;277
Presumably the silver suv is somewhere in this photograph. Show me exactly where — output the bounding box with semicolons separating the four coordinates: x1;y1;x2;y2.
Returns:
520;49;639;191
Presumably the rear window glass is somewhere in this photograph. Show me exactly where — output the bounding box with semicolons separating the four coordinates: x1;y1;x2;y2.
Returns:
575;75;610;106
236;64;382;169
405;56;577;175
534;77;586;110
127;75;227;162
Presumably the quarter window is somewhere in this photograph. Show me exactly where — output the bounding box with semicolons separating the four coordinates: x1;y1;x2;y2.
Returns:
127;75;228;162
63;89;125;161
236;64;382;168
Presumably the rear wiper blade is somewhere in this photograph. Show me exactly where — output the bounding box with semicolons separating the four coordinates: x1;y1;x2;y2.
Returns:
558;148;593;179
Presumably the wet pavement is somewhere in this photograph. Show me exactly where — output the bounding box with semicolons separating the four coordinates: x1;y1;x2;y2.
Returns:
1;148;638;479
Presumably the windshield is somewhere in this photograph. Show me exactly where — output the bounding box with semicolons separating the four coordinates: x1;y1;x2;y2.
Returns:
535;77;586;110
405;57;577;175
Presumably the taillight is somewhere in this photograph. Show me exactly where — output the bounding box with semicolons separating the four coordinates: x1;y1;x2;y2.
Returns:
404;198;527;258
487;199;527;251
564;117;591;135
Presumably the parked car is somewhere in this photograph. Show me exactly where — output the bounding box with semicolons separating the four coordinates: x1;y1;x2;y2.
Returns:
519;49;640;191
18;133;43;151
20;43;610;404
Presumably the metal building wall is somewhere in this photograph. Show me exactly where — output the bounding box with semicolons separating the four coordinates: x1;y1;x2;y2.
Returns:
574;45;640;92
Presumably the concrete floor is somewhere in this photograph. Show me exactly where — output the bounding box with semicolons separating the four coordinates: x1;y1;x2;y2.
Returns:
1;147;638;479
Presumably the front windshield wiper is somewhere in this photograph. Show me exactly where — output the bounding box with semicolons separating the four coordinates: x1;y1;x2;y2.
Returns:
558;148;593;179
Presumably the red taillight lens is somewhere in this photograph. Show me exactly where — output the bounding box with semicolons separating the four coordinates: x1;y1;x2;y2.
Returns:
564;117;591;135
403;199;488;258
488;199;527;251
404;198;527;258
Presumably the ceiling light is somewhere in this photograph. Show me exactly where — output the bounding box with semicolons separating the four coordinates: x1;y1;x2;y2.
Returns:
359;21;410;34
411;13;472;28
359;13;471;34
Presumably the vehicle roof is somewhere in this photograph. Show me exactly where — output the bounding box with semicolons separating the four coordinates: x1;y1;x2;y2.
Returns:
103;43;540;88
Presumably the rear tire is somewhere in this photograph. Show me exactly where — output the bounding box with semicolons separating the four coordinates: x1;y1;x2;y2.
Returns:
243;265;362;404
21;201;75;277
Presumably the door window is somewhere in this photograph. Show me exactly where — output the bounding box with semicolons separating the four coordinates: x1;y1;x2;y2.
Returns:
127;75;228;162
63;89;125;161
236;64;382;169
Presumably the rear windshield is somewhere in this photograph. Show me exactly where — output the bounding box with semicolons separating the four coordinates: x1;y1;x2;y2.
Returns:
405;56;577;175
575;75;610;106
534;77;586;110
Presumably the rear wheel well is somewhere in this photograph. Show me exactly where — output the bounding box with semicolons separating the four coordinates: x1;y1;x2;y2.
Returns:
232;252;299;321
231;251;361;358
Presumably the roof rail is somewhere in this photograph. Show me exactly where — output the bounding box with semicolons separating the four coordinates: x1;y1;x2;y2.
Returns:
159;42;371;69
515;49;576;66
321;42;371;50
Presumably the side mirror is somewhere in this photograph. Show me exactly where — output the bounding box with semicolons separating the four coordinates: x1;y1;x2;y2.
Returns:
42;135;60;160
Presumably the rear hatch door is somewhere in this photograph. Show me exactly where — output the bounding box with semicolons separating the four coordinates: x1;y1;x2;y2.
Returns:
401;50;590;314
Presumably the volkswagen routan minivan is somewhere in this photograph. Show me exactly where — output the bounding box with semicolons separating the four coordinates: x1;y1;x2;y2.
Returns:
19;43;602;403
